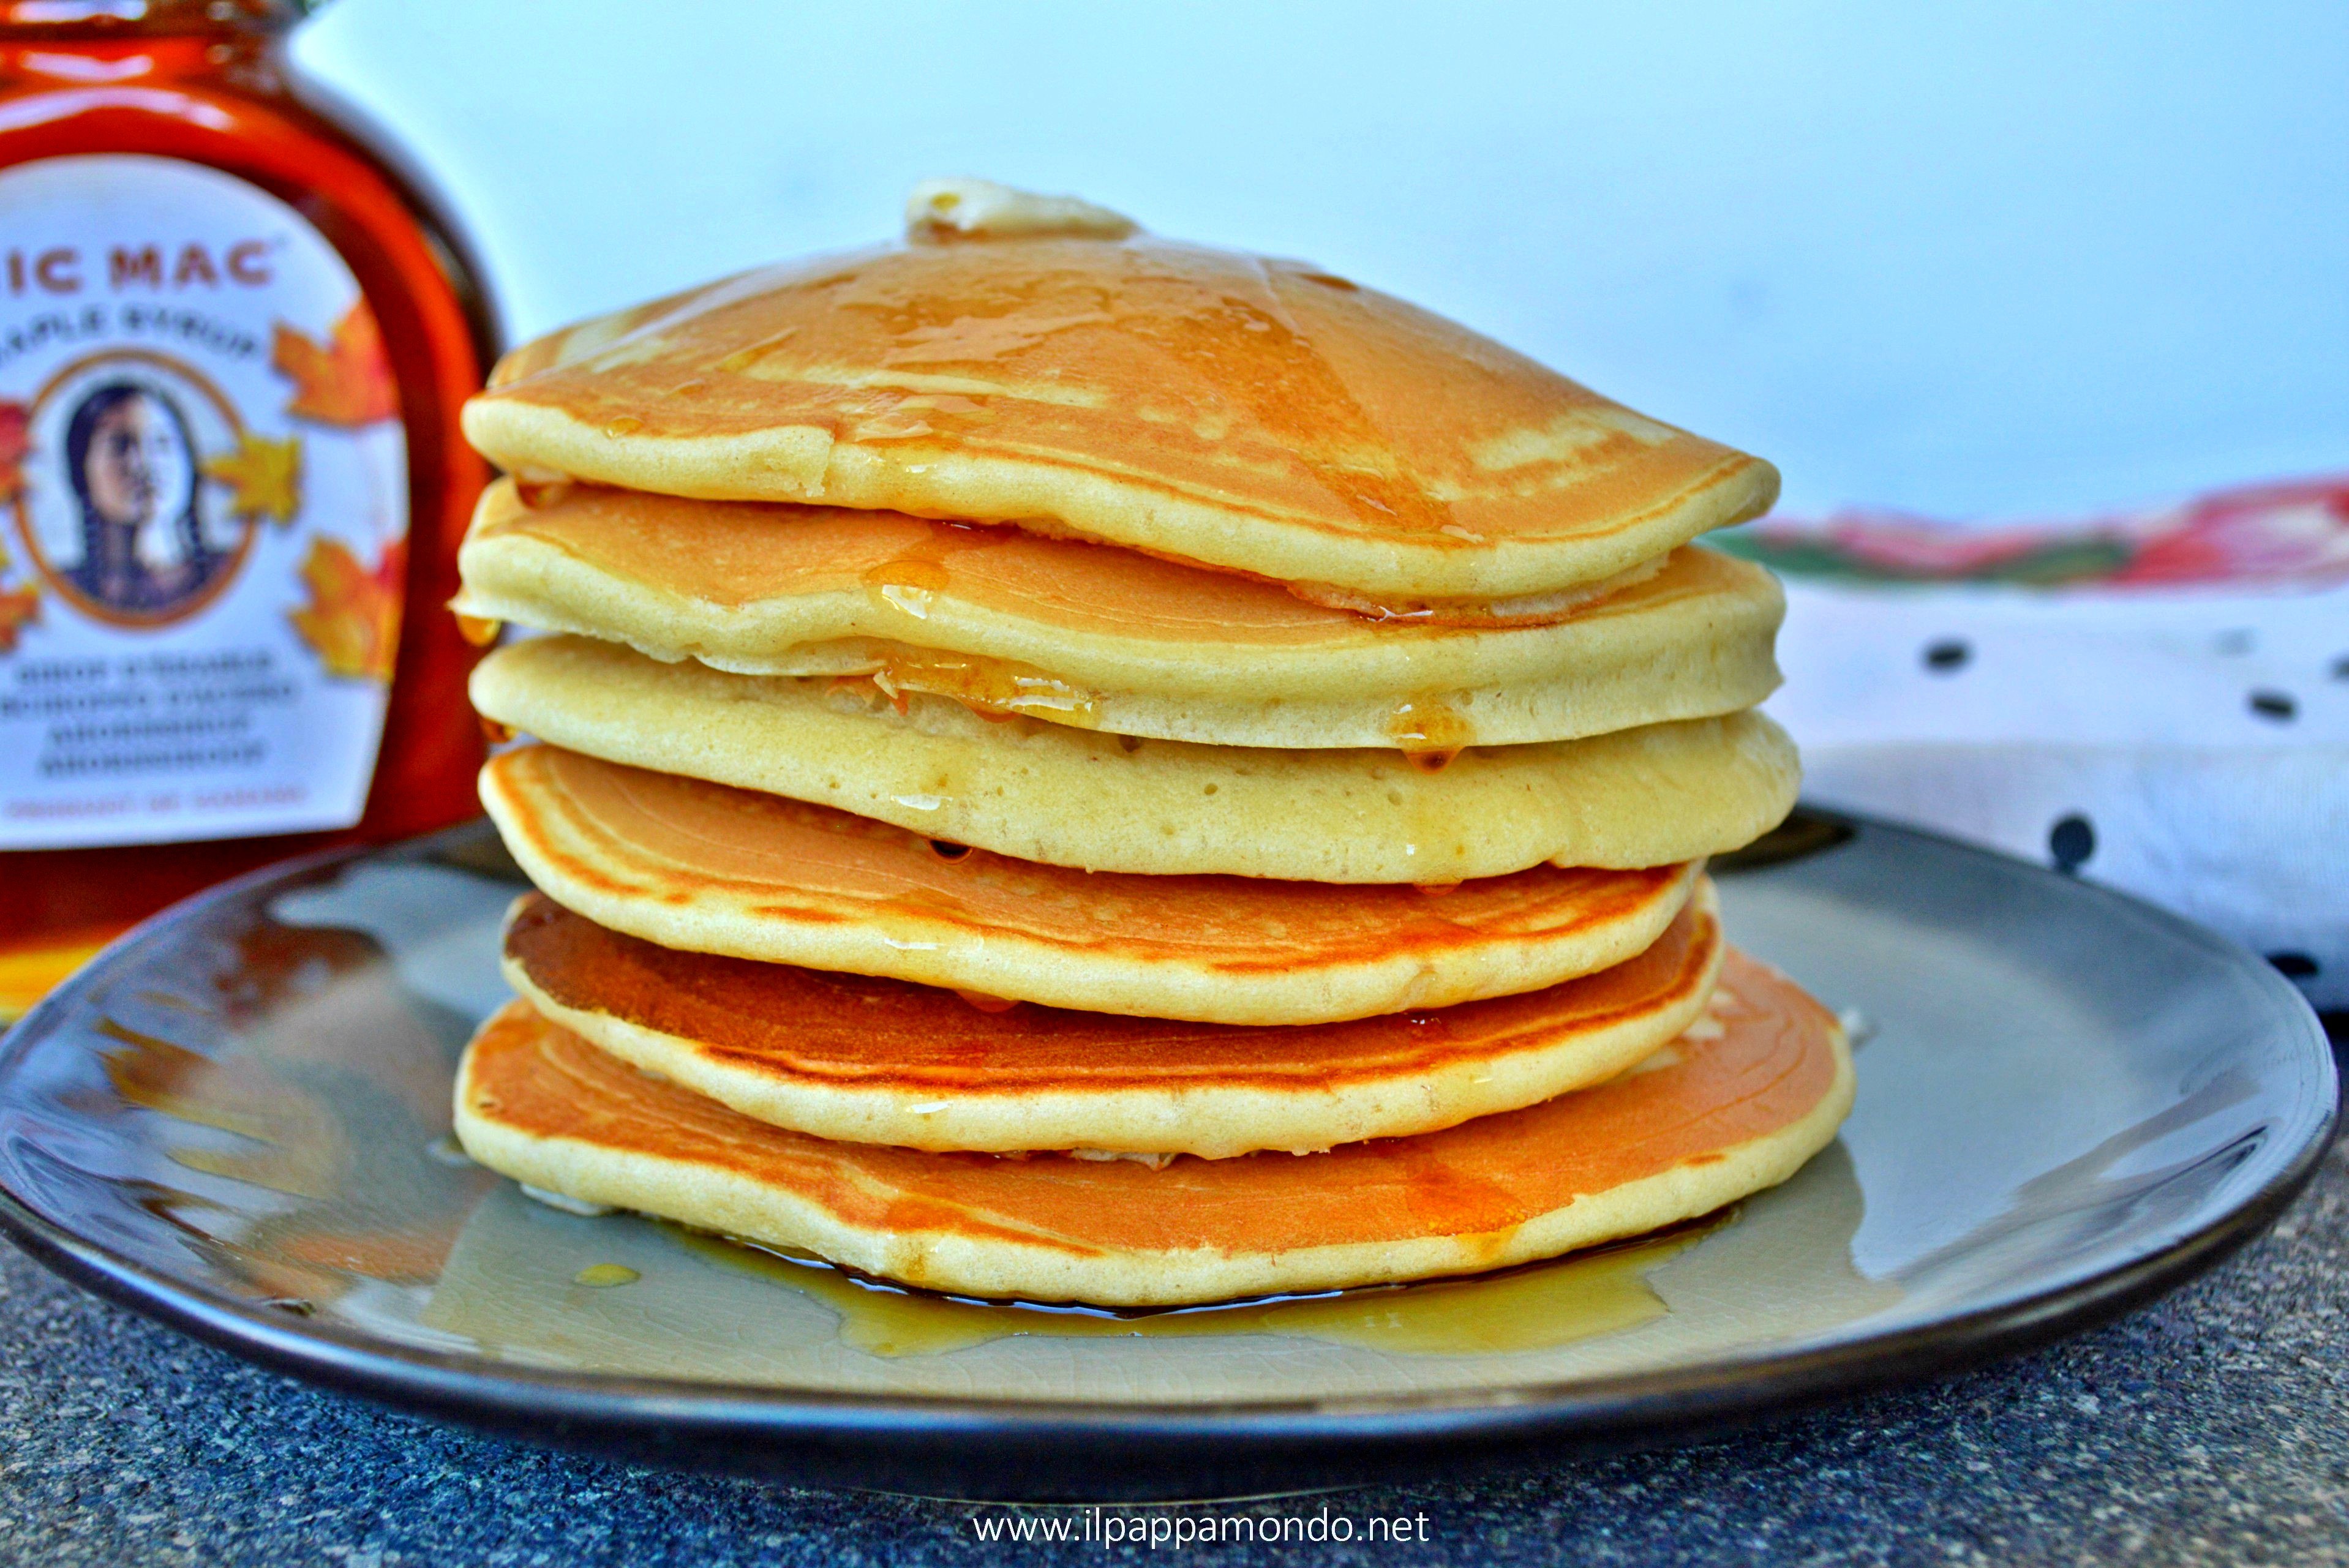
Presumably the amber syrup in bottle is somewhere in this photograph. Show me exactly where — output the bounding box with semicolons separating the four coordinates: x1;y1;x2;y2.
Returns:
0;0;496;1017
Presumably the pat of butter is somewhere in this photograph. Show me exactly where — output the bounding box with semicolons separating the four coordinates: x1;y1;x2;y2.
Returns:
906;178;1137;242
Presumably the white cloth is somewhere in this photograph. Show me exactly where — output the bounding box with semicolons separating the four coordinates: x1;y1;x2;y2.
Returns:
1765;580;2349;1009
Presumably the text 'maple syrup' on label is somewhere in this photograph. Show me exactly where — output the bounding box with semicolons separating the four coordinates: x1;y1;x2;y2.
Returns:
0;155;408;850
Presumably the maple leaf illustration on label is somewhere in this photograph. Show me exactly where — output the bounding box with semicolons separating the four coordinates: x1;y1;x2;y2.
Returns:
0;581;36;654
201;430;304;525
0;401;27;502
0;537;36;655
288;536;404;682
272;301;399;427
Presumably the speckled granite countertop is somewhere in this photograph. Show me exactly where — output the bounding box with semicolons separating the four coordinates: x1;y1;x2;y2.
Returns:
3;1031;2343;1568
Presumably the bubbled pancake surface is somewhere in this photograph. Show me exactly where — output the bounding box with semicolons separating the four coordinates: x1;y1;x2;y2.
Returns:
452;949;1853;1305
478;744;1701;1025
472;636;1799;882
460;234;1778;600
454;481;1784;749
500;885;1725;1157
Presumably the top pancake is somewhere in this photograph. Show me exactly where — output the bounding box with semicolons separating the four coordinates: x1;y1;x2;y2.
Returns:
462;228;1778;599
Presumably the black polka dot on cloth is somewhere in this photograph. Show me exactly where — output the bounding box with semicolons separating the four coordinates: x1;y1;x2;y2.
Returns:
2048;814;2095;873
1922;639;1971;673
2331;654;2349;681
2267;952;2320;981
2248;691;2298;722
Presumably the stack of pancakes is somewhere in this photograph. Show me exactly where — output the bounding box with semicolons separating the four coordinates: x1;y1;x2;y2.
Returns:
448;182;1854;1308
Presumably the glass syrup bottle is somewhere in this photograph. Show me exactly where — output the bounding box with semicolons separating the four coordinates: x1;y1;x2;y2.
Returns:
0;0;497;1018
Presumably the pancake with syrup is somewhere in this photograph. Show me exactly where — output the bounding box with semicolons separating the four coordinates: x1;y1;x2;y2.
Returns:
478;744;1701;1026
472;635;1799;883
460;181;1778;604
452;948;1852;1306
499;883;1724;1157
453;479;1785;751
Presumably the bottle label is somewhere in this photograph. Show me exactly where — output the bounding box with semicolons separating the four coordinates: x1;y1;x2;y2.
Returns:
0;155;407;850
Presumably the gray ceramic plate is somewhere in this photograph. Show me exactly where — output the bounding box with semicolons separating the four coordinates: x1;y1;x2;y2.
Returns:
0;812;2332;1501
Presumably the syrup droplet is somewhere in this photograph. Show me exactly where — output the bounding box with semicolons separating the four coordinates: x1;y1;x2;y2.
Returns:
1386;694;1475;764
513;469;573;508
861;557;950;620
953;989;1020;1014
455;613;503;648
928;840;971;861
602;415;646;438
479;716;517;746
573;1264;640;1288
1414;882;1463;898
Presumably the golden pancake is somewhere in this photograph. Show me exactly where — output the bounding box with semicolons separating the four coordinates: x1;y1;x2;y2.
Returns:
472;636;1797;882
452;949;1852;1305
479;744;1701;1025
501;885;1724;1157
462;217;1778;601
454;481;1785;750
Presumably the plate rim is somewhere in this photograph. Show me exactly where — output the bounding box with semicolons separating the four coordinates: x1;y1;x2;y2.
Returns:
0;811;2336;1455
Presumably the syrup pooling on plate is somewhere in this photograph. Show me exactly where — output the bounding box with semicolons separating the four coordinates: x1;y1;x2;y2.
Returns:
666;1216;1727;1358
77;930;501;1312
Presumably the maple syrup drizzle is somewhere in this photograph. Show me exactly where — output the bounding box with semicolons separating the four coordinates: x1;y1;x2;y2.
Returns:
866;648;1103;726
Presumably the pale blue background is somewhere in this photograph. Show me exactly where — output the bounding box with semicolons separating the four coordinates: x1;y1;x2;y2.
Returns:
298;1;2349;519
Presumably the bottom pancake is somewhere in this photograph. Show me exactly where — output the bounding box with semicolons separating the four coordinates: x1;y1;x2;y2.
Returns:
453;950;1852;1305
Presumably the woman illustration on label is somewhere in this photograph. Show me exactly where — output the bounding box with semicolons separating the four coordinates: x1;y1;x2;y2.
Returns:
62;380;219;615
